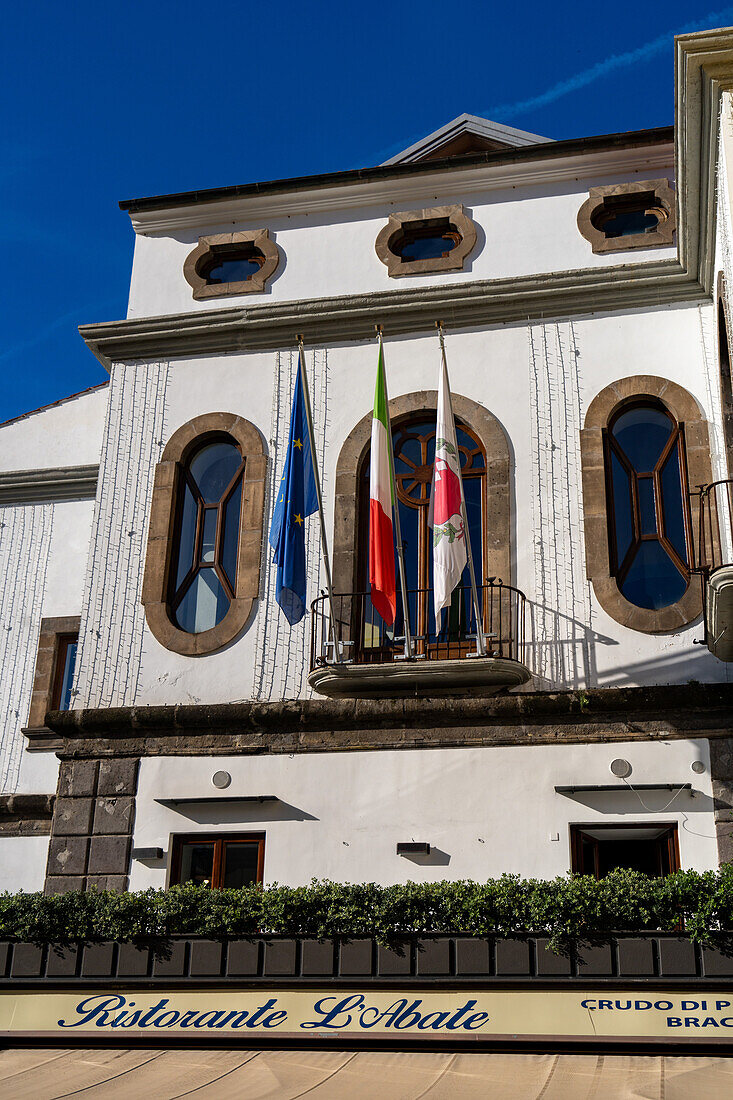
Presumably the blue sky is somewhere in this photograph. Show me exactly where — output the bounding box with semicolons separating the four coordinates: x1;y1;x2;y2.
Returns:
2;1;732;424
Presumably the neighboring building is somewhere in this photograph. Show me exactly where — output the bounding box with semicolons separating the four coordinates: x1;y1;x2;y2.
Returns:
2;26;733;899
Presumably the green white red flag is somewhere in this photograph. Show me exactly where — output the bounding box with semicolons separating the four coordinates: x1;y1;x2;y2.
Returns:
431;351;467;629
369;340;396;625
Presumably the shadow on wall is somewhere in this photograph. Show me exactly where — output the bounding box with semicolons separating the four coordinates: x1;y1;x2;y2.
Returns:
556;788;716;816
398;848;451;867
524;601;727;691
155;800;318;826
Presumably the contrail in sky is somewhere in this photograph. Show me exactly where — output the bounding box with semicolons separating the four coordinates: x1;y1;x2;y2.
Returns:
484;9;733;121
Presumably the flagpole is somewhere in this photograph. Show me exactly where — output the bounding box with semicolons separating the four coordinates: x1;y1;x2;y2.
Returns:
436;322;487;658
296;336;341;663
376;327;413;660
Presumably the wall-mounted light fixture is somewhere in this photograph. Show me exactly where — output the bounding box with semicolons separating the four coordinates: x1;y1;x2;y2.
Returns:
397;842;431;856
131;847;164;860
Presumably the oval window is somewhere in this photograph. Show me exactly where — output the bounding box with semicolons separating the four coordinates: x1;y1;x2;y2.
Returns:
390;219;462;264
170;438;244;633
605;403;691;610
199;245;265;286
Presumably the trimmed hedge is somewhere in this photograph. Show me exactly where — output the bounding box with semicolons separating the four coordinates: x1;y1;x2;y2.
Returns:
2;870;733;949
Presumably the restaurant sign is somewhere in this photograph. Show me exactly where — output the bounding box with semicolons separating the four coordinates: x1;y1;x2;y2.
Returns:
3;989;733;1041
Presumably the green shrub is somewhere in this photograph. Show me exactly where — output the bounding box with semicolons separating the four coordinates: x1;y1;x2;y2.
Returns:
2;869;733;950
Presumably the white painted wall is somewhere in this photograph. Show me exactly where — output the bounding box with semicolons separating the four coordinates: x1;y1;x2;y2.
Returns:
106;296;726;708
126;166;676;319
0;837;50;893
0;385;108;472
131;739;717;889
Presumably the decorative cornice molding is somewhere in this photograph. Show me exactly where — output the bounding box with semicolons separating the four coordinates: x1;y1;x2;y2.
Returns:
675;28;733;295
80;260;700;369
128;145;674;234
0;465;99;505
44;683;733;759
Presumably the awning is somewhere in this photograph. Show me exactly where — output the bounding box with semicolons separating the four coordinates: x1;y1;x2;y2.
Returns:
2;1048;733;1098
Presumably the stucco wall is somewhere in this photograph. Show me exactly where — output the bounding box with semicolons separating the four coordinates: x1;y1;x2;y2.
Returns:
0;836;50;892
0;386;107;472
104;298;727;708
130;739;717;889
126;166;676;319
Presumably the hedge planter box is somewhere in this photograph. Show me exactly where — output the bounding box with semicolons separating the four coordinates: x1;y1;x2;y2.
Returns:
3;935;733;1048
2;934;733;985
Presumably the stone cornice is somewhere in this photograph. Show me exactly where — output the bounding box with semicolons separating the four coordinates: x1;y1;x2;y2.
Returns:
127;143;673;234
47;684;733;758
0;465;99;505
80;260;699;370
676;27;733;294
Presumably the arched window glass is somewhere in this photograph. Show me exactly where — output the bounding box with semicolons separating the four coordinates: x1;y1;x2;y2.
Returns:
604;402;691;610
359;416;485;656
170;438;245;633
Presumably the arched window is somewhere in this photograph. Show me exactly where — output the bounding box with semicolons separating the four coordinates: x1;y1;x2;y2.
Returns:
358;414;486;655
170;438;244;633
581;376;712;633
142;413;266;656
604;401;691;610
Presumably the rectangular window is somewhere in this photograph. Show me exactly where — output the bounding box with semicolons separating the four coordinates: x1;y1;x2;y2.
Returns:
51;634;78;711
570;824;679;879
27;616;81;731
170;834;264;888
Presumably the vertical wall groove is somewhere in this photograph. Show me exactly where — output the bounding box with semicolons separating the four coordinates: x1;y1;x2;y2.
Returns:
73;361;169;709
0;503;54;791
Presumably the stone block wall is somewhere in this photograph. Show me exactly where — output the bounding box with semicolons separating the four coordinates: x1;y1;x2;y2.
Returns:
45;757;139;893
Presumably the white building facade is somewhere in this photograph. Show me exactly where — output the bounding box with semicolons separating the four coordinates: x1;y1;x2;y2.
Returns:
1;27;733;897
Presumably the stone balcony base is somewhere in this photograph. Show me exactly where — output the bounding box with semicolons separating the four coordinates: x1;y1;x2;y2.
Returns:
307;656;532;698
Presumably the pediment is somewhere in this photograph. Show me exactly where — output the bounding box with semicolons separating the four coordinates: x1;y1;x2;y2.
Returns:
383;113;552;165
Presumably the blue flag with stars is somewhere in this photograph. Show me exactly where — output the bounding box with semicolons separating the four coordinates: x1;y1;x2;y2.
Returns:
268;351;319;624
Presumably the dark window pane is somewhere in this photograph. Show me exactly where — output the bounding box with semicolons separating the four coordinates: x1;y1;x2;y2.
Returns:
637;477;657;536
660;445;688;563
620;540;687;609
201;508;218;563
396;436;422;469
190;443;241;503
603;209;659;238
597;838;663;877
174;482;198;589
396;234;459;262
59;641;77;710
612;407;672;470
206;257;261;284
222;842;260;888
610;451;633;565
178;843;215;886
221;483;242;589
175;569;230;633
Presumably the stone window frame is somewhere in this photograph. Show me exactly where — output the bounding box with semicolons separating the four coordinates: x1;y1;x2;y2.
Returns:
167;832;265;889
717;271;733;477
183;229;279;300
576;179;676;255
142;413;267;656
25;616;80;745
333;391;511;598
580;376;712;633
374;204;478;278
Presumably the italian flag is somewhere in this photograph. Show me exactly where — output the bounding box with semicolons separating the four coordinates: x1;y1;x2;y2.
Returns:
369;340;396;625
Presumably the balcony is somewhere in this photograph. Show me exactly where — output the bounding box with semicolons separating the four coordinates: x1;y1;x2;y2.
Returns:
308;579;532;697
693;478;733;661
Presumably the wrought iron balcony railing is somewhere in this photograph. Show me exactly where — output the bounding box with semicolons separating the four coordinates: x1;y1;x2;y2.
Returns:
309;579;527;670
692;478;733;576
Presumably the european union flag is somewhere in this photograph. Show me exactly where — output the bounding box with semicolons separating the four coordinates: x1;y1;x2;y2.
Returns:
268;352;318;624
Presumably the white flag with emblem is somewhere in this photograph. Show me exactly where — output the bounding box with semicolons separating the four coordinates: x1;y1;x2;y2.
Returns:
430;352;467;629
